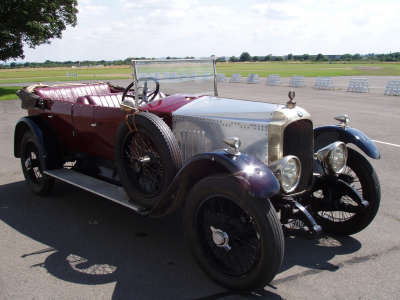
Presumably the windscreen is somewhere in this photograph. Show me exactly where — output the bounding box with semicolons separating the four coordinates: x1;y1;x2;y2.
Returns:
134;59;216;97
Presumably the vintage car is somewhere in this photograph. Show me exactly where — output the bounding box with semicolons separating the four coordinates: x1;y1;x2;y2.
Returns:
14;59;381;292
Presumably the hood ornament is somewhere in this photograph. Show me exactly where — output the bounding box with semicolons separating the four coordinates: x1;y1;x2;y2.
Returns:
287;90;296;109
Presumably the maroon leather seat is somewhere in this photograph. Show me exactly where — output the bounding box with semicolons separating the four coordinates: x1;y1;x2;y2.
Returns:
34;83;111;103
85;93;123;107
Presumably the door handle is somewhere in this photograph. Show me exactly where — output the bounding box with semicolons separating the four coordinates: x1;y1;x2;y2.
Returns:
91;123;97;127
48;114;53;118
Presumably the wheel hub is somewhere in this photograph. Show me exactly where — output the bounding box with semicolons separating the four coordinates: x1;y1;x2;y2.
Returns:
25;157;32;171
210;226;231;251
132;155;151;173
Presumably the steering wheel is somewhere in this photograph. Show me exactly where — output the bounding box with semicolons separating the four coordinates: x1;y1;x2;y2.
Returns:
121;77;160;107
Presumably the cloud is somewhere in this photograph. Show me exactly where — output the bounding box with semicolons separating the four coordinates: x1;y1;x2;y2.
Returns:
78;5;109;15
17;0;400;62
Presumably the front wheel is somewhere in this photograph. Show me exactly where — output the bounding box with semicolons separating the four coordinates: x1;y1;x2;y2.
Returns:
314;148;381;235
20;130;55;196
183;175;284;292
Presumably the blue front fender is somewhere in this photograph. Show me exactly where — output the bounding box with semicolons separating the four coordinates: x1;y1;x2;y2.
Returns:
177;151;280;199
146;150;280;217
314;125;380;159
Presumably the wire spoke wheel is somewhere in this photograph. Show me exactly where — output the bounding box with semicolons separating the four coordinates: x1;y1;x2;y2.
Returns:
313;148;381;235
122;129;163;198
114;112;182;208
196;195;261;277
20;130;55;196
24;140;43;186
184;175;284;292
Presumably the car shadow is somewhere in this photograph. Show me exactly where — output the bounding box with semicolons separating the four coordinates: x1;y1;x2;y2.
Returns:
0;180;361;299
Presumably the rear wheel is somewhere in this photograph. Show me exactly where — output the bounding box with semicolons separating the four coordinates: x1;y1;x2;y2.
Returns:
20;130;55;196
183;175;284;292
314;148;381;235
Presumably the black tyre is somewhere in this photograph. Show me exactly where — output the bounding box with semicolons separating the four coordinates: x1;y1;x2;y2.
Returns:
20;130;55;196
314;148;381;235
114;112;182;208
183;175;284;292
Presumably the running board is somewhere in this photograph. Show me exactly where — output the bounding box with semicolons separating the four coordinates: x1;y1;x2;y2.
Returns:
44;169;147;213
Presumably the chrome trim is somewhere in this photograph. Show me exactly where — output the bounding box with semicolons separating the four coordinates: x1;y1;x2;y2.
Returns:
268;155;301;193
267;107;312;164
315;141;348;175
131;60;139;108
213;59;218;97
223;137;241;155
334;114;350;128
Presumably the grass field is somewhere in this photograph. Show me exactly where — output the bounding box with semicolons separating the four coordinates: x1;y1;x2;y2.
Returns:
0;62;399;86
0;86;24;101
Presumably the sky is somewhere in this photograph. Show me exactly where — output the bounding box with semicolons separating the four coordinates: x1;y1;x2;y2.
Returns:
14;0;400;63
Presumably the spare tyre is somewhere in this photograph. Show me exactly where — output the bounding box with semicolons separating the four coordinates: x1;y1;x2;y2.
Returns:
114;112;182;208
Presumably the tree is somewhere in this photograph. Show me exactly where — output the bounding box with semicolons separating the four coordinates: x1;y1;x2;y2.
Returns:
264;55;271;61
303;54;310;60
239;52;251;62
340;53;352;60
316;53;327;61
253;56;260;61
352;53;362;60
288;53;293;60
0;0;78;61
230;56;239;62
274;56;283;61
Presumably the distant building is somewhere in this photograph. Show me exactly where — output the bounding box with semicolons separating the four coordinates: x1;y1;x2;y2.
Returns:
325;55;341;60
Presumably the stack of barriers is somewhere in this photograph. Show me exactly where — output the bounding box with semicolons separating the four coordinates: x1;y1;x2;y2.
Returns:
216;73;227;82
201;73;213;82
289;75;306;87
347;78;370;93
314;77;335;90
229;73;244;83
266;74;282;86
246;74;260;84
384;80;400;96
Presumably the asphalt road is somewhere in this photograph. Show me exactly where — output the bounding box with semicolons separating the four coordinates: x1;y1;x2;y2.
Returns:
1;77;399;299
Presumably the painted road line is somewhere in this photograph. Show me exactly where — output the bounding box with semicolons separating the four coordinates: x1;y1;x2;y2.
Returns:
372;140;400;148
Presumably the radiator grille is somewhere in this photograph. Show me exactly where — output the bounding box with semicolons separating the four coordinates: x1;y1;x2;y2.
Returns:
283;119;314;194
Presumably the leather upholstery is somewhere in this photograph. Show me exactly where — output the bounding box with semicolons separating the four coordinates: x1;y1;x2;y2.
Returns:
76;96;90;105
34;83;111;103
85;93;123;107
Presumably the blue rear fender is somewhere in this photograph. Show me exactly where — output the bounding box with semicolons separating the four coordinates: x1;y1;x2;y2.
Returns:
314;125;380;159
14;116;63;170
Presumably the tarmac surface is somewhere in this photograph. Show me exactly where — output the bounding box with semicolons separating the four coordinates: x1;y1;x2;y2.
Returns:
1;76;400;299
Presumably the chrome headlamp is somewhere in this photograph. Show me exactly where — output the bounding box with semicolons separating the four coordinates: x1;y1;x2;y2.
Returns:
315;141;348;175
268;155;301;193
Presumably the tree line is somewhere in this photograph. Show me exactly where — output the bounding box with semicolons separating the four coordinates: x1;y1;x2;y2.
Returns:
0;57;154;69
226;52;400;62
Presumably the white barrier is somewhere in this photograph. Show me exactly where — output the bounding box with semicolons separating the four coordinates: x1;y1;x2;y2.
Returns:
347;78;370;93
266;74;282;86
201;73;213;81
146;73;154;78
170;72;178;79
163;72;170;79
289;75;306;87
216;73;227;82
189;73;198;81
154;72;162;79
229;73;243;83
314;77;335;90
384;80;400;96
180;73;187;78
246;74;260;84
